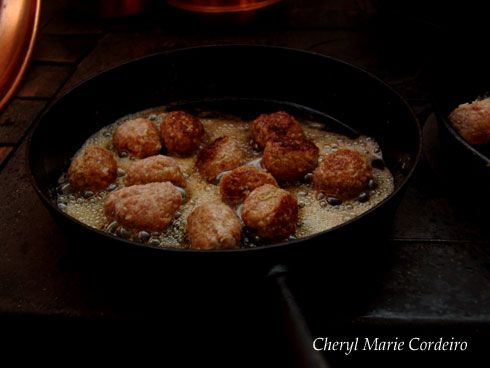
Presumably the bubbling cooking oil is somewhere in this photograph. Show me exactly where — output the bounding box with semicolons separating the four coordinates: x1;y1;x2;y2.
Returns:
55;107;394;249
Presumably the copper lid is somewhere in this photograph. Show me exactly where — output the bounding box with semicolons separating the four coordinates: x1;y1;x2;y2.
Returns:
0;0;41;113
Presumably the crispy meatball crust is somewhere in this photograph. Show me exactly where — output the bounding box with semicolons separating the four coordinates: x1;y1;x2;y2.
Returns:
161;111;205;154
262;137;319;182
112;118;162;158
186;201;242;250
241;184;298;241
448;98;490;145
104;182;182;232
68;146;117;192
124;155;186;187
195;136;245;182
250;111;304;149
313;149;372;200
219;166;278;205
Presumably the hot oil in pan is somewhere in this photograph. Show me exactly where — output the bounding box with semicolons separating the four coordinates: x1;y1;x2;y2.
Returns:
54;107;394;248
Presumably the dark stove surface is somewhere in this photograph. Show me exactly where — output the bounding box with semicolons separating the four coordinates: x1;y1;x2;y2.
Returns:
1;1;489;366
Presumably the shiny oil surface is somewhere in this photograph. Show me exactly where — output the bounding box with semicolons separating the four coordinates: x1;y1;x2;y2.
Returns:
55;107;394;248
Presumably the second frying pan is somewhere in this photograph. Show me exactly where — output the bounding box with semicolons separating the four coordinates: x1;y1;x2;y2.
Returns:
431;33;490;192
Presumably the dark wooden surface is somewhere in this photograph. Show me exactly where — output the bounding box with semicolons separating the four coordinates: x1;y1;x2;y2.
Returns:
1;0;489;366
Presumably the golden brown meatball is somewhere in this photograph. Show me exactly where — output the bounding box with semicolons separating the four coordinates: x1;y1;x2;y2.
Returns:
250;111;304;149
124;155;186;187
195;136;245;182
219;166;278;205
104;182;182;232
262;137;319;182
68;146;117;192
186;201;242;250
241;184;298;241
161;111;205;154
448;98;490;145
112;118;162;158
313;149;372;200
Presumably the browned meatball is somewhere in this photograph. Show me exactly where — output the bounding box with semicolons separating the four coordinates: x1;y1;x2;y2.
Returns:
448;98;490;145
262;137;319;182
219;166;278;205
161;111;205;154
195;136;245;182
104;182;182;232
124;155;186;187
112;118;162;158
250;111;304;149
186;201;242;250
68;146;117;192
313;149;372;200
241;184;298;241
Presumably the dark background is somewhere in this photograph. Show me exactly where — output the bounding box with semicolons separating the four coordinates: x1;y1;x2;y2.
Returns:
1;1;489;366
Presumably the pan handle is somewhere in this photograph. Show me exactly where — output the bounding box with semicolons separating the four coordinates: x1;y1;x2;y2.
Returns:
268;264;332;368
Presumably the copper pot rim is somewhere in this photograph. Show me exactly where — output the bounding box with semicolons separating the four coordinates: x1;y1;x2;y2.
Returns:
166;0;281;13
0;0;41;113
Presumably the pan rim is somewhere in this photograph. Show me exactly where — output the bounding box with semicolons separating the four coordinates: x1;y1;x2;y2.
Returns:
27;44;423;255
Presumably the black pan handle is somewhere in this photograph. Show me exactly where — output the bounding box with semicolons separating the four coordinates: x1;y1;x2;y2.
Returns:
268;265;331;368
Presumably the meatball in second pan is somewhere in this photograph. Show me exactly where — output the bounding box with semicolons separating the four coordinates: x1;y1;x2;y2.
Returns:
250;111;304;149
313;149;372;200
68;146;117;192
104;182;182;232
448;98;490;145
186;200;242;250
241;184;298;241
161;111;205;154
124;155;186;187
262;137;319;182
112;118;162;159
195;136;245;182
219;166;278;205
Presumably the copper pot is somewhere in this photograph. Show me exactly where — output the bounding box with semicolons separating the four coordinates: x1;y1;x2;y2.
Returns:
0;0;41;113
